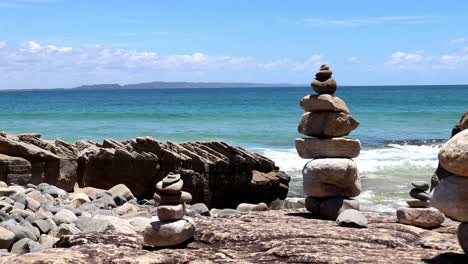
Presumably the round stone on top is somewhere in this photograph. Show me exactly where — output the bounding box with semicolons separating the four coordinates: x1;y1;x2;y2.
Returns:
156;174;183;195
163;173;181;185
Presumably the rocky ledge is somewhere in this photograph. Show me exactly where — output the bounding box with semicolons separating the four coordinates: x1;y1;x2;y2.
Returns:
0;209;465;264
0;133;289;208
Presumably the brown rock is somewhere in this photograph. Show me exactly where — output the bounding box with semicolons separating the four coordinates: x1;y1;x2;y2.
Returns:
303;158;361;197
397;207;445;228
315;70;333;81
300;94;349;113
439;130;468;177
0;154;31;185
311;78;337;95
298;111;359;138
295;137;360;159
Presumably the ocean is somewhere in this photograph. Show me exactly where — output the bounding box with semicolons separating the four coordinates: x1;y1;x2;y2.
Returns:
0;86;467;213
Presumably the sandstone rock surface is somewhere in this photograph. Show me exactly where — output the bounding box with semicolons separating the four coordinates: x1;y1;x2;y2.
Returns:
295;137;360;158
439;130;468;177
300;94;349;113
298;111;359;138
431;175;468;221
397;207;445;228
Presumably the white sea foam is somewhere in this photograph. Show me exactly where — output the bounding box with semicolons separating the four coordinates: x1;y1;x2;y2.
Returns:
255;143;440;213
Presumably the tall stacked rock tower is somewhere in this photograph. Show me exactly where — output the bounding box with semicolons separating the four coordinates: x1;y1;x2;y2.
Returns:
296;65;363;221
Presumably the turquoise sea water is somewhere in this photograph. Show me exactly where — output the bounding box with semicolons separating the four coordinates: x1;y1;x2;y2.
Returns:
0;86;467;212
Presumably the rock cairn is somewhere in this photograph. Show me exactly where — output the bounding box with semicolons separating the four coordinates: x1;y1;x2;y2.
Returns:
396;181;444;228
296;65;365;226
143;173;196;247
431;129;468;254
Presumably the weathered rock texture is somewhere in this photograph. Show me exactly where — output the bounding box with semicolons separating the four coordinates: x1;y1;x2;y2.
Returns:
0;133;289;208
1;209;465;264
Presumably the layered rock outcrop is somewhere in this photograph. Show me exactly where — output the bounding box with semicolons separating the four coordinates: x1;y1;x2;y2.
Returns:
0;133;289;208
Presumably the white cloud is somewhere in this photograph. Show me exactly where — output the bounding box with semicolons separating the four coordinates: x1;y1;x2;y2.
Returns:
388;51;426;66
0;41;6;48
387;49;468;70
303;16;433;27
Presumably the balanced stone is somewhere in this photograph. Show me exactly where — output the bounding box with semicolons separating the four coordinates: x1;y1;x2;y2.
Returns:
298;112;359;138
409;188;430;201
162;173;181;185
156;179;183;195
153;191;192;204
311;78;337;95
411;181;430;192
305;196;360;220
303;159;361;198
143;217;195;247
295;137;360;159
438;130;468;176
396;207;445;228
406;200;430;208
156;204;185;221
336;209;368;228
300;94;349;113
431;175;468;221
315;70;333;81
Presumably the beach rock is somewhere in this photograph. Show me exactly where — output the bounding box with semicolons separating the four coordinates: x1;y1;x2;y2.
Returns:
153;191;192;204
75;215;136;234
305;197;360;220
458;222;468;254
412;181;430;192
0;219;37;242
311;78;337;95
336;209;368;228
26;190;48;204
156;177;183;195
300;94;349;113
298;112;359;138
269;198;305;210
219;209;241;217
50;224;81;238
25;197;40;212
33;219;57;234
397;207;445;228
113;202;141;217
188;203;210;216
56;231;143;249
431;175;468;221
157;204;185;221
237;202;269;212
0;154;32;186
0;181;6;187
128;217;153;233
143;217;195;247
452;111;468;136
0;226;15;249
53;209;77;225
295;137;360;158
11;238;41;254
303;159;361;198
107;184;136;201
439;130;468;177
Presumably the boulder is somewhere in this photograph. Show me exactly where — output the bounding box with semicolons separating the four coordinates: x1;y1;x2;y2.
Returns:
298;112;359;138
431;175;468;221
311;78;337;95
0;226;15;249
303;159;361;197
0;154;32;186
53;209;78;225
143;217;196;247
300;94;349;113
439;130;468;177
336;209;368;228
396;207;445;228
295;137;360;159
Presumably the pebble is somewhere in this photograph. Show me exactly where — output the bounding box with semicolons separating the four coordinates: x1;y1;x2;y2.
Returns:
411;181;430;192
336;209;368;228
53;209;78;225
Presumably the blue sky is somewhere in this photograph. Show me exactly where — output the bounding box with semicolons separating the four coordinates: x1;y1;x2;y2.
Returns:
1;0;468;89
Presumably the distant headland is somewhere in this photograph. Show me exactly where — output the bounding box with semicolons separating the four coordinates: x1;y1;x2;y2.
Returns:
72;82;300;90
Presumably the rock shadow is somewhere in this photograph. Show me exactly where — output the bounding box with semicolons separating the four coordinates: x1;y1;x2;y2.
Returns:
423;252;468;264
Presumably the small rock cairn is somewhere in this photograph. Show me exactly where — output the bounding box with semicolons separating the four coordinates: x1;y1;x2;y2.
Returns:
396;181;444;228
143;173;196;247
295;65;365;225
431;129;468;254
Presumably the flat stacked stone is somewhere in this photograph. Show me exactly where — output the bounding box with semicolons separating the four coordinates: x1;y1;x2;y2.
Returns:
431;129;468;254
296;65;365;225
143;173;195;247
396;181;445;228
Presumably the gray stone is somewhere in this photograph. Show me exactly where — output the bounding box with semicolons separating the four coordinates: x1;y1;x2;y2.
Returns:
53;209;77;225
113;202;141;217
13;202;25;210
303;159;361;198
0;219;37;242
157;204;185;221
50;223;81;238
219;209;241;218
156;179;183;195
298;112;359;138
11;192;27;204
0;226;15;249
189;203;210;216
409;188;430;201
143;217;195;247
431;175;468;221
10;209;34;219
336;209;368;228
406;200;430;208
0;181;6;188
75;215;136;234
305;197;360;220
26;190;48;204
10;238;41;254
153;191;192;204
295;137;360;159
269;198;305;210
0;187;17;197
25;197;41;212
300;94;349;113
108;184;136;201
33;219;57;234
396;207;445;228
128;216;153;233
315;70;333;81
